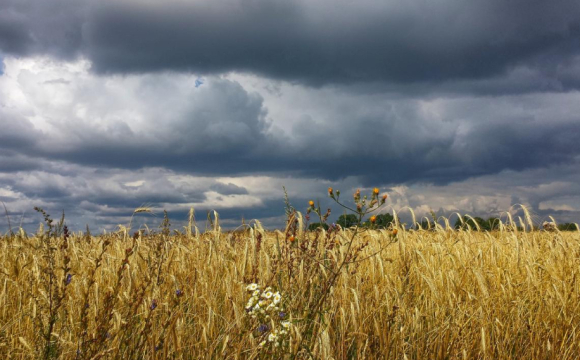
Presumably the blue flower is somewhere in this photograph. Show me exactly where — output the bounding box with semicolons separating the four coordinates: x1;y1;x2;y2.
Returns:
155;340;164;351
65;274;72;285
258;324;270;334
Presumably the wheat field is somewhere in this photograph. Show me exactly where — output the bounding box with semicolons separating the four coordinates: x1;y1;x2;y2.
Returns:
1;210;579;359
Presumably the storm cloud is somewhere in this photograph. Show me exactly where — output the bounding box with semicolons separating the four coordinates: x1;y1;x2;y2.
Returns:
0;0;579;85
0;0;579;230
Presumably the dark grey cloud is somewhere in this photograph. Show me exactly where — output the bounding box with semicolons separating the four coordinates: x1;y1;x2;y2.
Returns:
0;107;40;150
79;0;580;86
33;78;276;173
1;0;580;87
0;0;84;59
210;182;249;195
1;65;579;187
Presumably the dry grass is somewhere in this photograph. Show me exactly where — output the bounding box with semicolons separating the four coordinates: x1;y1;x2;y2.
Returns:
0;213;579;359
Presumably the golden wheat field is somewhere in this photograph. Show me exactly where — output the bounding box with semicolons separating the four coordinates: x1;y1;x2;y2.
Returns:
1;209;580;359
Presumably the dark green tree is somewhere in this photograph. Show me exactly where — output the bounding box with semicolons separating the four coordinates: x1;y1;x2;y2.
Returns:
416;219;432;230
308;222;329;231
483;217;500;231
454;216;501;231
558;223;579;231
337;214;358;228
363;213;395;229
376;213;394;228
454;216;485;230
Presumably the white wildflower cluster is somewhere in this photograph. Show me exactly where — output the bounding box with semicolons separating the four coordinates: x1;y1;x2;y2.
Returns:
245;284;283;317
244;283;292;349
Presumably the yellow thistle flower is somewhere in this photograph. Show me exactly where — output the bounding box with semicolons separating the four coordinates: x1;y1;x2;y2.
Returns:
370;215;377;223
392;229;398;236
288;235;296;242
373;188;380;195
309;200;314;207
381;193;388;205
328;187;333;195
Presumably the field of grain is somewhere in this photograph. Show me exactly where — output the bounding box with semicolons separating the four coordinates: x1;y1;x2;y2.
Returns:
1;209;579;359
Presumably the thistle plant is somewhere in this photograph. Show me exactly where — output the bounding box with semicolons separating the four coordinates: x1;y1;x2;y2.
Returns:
31;207;73;359
288;187;396;356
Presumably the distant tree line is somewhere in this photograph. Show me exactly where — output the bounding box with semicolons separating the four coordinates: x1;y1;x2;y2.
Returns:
554;223;579;231
452;216;501;231
308;213;396;231
450;216;578;231
308;213;578;232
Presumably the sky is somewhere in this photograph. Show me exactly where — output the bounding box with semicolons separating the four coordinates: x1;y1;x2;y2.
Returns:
1;0;580;232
